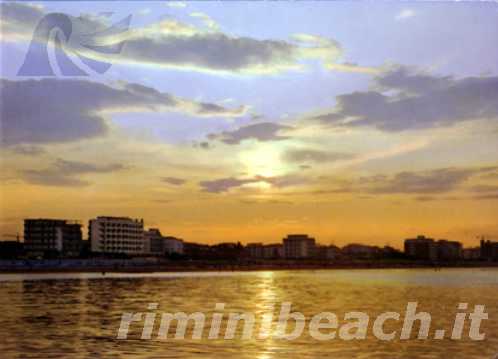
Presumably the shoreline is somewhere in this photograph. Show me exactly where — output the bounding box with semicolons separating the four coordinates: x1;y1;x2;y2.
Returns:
1;260;497;274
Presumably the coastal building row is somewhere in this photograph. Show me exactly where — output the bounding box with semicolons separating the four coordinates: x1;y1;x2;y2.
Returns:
247;235;397;260
5;217;498;262
21;217;184;258
247;234;319;260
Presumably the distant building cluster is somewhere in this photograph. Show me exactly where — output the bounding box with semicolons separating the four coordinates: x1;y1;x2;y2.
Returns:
246;235;404;261
1;217;498;264
2;217;184;260
404;235;464;262
403;235;498;262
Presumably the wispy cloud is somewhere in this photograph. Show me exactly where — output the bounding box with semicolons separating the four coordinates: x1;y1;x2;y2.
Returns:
325;166;498;195
138;8;151;16
199;174;308;193
161;177;187;186
326;63;380;74
283;149;355;164
21;158;127;187
190;12;219;31
208;122;293;145
166;1;187;8
364;168;475;194
396;9;416;21
468;184;498;193
7;145;45;156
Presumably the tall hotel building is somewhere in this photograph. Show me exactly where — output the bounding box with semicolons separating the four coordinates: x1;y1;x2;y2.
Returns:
89;216;144;255
24;219;82;257
283;234;316;259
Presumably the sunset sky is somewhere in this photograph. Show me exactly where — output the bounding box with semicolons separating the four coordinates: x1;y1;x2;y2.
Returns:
1;1;498;248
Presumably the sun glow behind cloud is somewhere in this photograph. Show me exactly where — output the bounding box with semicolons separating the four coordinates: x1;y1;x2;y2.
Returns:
239;143;289;178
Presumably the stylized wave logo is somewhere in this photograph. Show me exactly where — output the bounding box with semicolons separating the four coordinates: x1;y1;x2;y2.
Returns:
18;13;131;76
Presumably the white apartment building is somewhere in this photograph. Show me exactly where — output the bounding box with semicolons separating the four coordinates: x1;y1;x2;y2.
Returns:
89;216;144;255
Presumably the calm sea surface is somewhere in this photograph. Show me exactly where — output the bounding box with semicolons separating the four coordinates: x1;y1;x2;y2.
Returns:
0;269;497;358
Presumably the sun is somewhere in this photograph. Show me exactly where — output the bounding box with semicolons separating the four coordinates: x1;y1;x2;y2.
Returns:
239;143;287;178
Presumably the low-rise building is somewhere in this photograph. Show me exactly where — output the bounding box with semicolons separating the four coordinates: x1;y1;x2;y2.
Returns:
144;228;164;256
246;243;283;259
481;239;498;261
0;241;24;259
382;246;405;259
163;236;184;255
183;242;212;259
143;229;184;257
463;247;481;261
437;240;463;261
342;243;381;259
246;243;265;258
263;243;284;259
315;245;341;260
210;242;244;260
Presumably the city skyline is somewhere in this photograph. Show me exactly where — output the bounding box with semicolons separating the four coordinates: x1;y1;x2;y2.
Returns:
9;216;498;263
2;2;498;248
10;214;495;252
